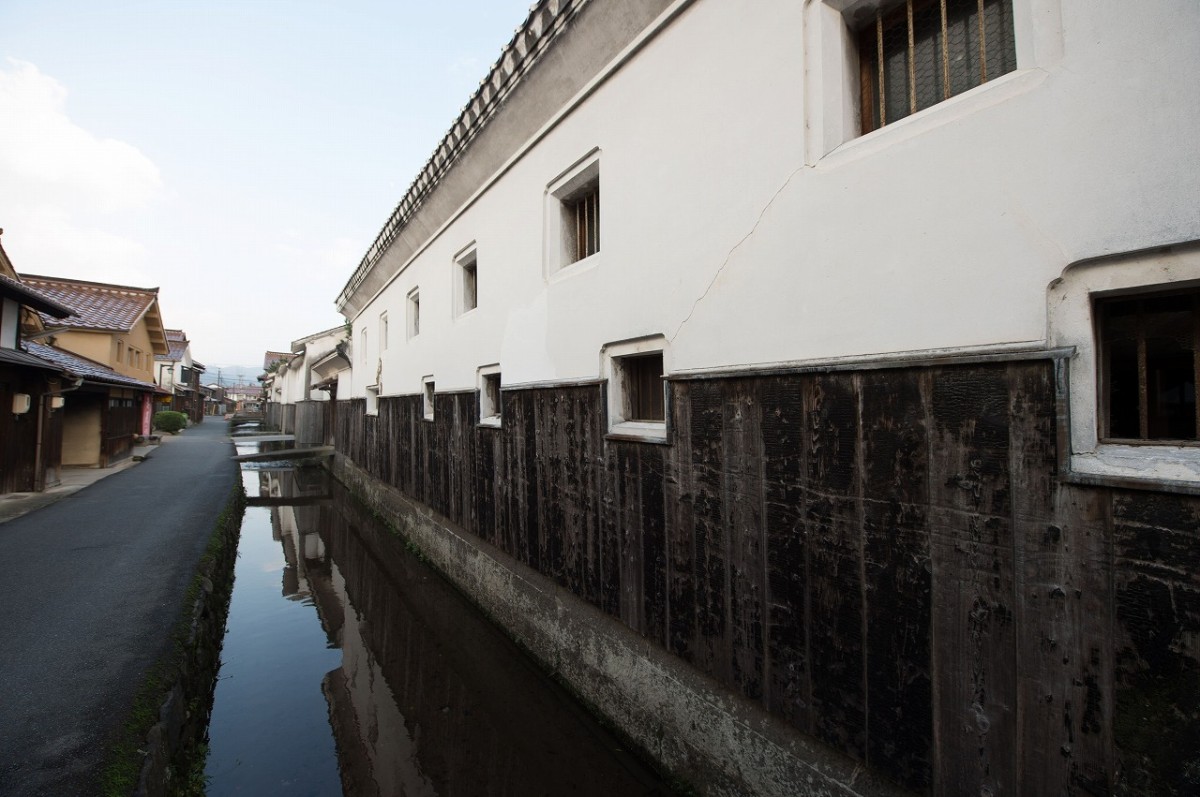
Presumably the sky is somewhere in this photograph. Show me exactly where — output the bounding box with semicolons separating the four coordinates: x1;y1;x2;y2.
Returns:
0;0;534;377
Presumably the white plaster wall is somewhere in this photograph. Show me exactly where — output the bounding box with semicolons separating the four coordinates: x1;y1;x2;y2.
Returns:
347;0;1200;397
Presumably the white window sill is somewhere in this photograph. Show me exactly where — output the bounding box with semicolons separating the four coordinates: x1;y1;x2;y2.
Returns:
1068;445;1200;492
548;252;600;284
607;420;667;444
818;68;1045;169
478;416;501;429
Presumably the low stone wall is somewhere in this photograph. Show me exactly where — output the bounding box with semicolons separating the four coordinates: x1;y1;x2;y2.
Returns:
331;452;905;797
134;487;245;796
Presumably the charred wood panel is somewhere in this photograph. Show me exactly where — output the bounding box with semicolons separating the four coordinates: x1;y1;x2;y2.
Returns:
1112;492;1200;796
861;370;933;790
688;379;730;682
803;373;867;761
1011;364;1115;797
760;376;810;732
929;365;1017;797
665;384;697;661
332;356;1200;797
723;379;766;703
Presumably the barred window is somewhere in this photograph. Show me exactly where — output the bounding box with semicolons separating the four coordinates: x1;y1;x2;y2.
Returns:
1098;289;1200;442
859;0;1016;134
620;352;664;423
407;289;420;339
566;182;599;264
481;372;501;422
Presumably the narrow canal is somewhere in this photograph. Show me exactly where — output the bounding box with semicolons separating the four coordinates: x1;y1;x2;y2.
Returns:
205;442;670;795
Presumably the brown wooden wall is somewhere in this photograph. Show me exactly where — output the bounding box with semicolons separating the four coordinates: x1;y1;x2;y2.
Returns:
103;393;141;465
0;367;42;493
335;358;1200;796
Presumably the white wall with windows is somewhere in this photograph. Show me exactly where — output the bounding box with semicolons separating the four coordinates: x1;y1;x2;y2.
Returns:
344;0;1199;451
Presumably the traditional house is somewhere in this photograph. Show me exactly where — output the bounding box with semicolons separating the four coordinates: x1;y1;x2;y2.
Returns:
201;383;225;416
0;239;77;493
154;328;206;424
330;1;1200;794
263;326;346;444
22;276;168;467
224;383;264;415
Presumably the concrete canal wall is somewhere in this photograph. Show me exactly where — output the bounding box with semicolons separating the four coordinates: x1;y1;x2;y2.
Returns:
135;488;245;797
330;352;1200;796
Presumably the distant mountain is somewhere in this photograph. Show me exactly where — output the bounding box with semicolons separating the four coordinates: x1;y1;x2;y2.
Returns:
204;365;265;387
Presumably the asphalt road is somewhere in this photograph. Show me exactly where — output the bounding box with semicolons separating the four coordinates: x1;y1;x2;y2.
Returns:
0;419;237;796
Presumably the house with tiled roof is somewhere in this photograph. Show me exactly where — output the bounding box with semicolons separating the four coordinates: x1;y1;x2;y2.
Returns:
262;350;292;374
20;275;169;467
261;325;347;445
155;328;206;424
0;236;77;493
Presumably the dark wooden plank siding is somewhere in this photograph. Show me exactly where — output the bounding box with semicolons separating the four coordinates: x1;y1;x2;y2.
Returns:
688;378;730;682
861;370;933;790
1111;492;1200;795
761;376;810;732
333;358;1200;796
722;380;766;702
929;365;1018;797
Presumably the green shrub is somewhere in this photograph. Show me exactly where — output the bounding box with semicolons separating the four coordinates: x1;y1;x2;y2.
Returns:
153;410;188;434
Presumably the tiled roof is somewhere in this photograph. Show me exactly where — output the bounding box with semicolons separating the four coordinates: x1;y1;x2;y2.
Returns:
24;341;163;391
337;0;589;310
0;345;71;373
0;273;76;318
21;275;158;332
156;329;190;362
263;350;292;370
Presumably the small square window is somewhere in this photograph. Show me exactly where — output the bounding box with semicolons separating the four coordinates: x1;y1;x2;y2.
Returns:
408;289;420;339
455;246;478;316
365;384;379;416
604;337;668;442
1097;288;1200;443
546;150;601;275
478;367;501;426
858;0;1016;134
423;377;435;421
619;352;665;423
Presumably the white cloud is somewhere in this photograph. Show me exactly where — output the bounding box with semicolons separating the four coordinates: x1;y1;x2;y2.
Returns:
0;59;162;277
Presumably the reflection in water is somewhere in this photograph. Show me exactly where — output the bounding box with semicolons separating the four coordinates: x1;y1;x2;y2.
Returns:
207;453;667;796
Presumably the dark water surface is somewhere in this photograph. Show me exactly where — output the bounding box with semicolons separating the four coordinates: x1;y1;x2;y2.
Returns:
206;451;667;796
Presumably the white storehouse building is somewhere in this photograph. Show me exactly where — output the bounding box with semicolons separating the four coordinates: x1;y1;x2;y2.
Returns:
324;1;1200;794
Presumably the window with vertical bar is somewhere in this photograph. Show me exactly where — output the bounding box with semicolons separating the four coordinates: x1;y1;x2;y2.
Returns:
859;0;1016;134
407;288;420;339
1098;288;1200;442
547;151;601;275
620;352;664;423
565;182;600;264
